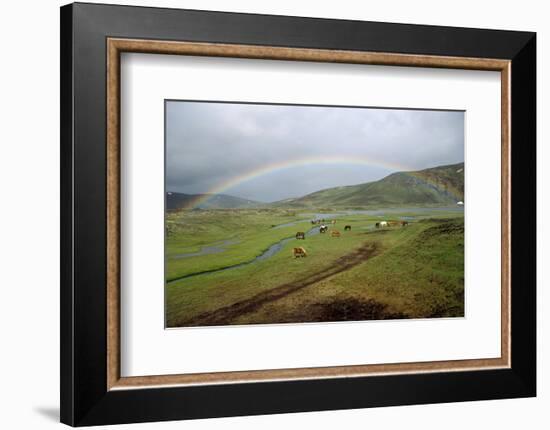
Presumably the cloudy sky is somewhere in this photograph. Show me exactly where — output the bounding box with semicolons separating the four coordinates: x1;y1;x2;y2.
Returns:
166;101;464;203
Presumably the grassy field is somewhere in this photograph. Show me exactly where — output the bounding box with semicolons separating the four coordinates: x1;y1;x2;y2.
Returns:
165;207;464;327
166;208;314;280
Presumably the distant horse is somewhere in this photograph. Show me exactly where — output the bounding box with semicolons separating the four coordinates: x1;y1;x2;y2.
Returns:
401;220;409;227
320;225;328;233
376;221;388;228
387;221;401;227
331;219;337;225
331;230;341;238
344;225;351;231
296;232;305;239
293;247;307;258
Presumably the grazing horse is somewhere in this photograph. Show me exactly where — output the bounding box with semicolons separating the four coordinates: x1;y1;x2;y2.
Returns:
293;247;307;258
401;220;409;227
296;232;305;240
344;225;351;231
387;221;401;227
331;230;341;238
331;219;337;225
377;221;388;228
320;225;328;233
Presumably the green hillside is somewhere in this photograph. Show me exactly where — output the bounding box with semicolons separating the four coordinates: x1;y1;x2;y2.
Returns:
274;162;464;208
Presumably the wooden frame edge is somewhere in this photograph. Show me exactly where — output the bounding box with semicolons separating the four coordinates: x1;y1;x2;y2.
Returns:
501;62;512;369
108;38;509;70
106;38;512;390
107;39;121;390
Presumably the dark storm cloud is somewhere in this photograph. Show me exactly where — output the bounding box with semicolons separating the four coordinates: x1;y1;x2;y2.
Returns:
166;101;464;202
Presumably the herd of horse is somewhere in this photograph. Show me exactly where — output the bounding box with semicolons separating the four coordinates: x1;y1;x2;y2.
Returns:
295;223;350;240
292;219;409;258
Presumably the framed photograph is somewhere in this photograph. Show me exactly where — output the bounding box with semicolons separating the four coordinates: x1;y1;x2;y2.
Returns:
60;2;536;426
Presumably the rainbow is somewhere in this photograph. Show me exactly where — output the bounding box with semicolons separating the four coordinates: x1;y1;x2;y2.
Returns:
181;155;414;209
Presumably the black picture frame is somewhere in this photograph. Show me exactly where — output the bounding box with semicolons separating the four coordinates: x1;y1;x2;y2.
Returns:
60;2;536;426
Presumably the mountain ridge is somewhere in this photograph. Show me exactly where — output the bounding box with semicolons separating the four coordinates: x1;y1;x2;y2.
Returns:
270;162;464;208
166;192;261;210
168;162;465;210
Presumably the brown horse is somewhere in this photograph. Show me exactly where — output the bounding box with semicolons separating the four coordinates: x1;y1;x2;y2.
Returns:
293;247;307;258
296;232;305;239
401;220;409;227
331;230;341;237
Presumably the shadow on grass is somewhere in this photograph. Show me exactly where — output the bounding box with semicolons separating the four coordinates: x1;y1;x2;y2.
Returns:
302;298;408;322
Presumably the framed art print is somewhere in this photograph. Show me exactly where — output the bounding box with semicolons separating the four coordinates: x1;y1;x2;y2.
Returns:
162;100;466;329
60;3;536;426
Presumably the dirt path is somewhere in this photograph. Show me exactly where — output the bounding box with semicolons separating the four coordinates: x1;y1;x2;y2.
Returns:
181;241;380;327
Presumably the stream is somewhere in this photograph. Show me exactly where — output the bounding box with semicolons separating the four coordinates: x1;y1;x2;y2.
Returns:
167;206;463;285
173;239;240;259
167;224;321;284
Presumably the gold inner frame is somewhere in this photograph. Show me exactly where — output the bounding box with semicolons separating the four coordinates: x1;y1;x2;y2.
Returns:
106;38;511;390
